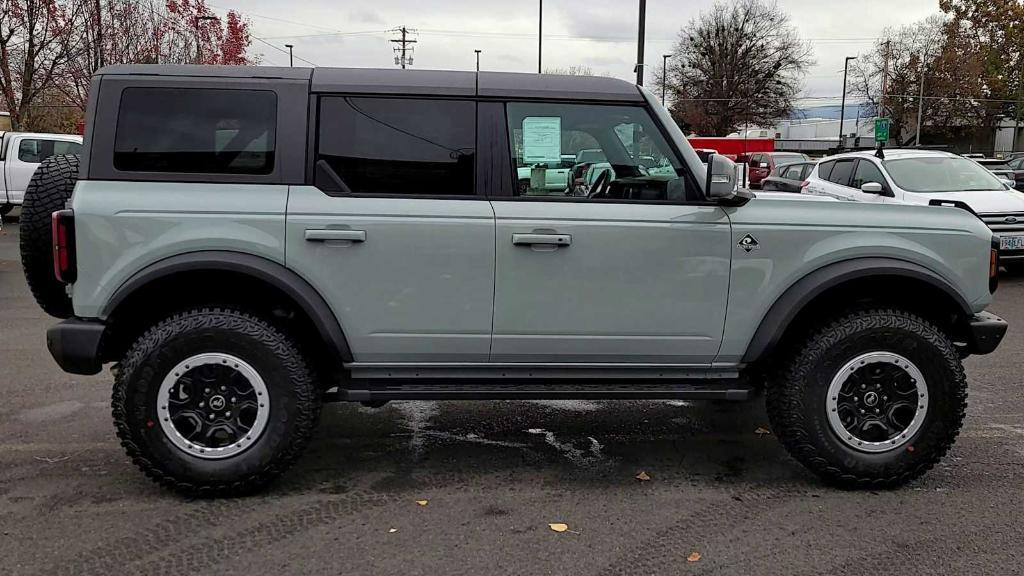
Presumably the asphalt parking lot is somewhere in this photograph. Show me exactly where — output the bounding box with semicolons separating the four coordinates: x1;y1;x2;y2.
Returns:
1;218;1022;576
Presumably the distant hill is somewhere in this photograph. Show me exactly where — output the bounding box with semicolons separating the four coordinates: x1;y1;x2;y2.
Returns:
789;104;870;121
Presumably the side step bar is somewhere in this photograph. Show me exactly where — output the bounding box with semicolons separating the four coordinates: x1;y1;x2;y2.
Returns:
323;380;755;403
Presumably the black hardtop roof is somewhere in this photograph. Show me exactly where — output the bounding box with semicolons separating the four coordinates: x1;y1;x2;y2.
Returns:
95;64;643;101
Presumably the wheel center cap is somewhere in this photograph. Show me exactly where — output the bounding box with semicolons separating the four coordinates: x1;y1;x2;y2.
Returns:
209;395;226;411
863;391;879;407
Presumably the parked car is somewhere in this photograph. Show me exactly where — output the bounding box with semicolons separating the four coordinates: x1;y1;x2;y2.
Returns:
25;65;1005;495
760;161;816;193
516;154;576;195
0;132;83;216
974;158;1019;187
1002;156;1024;190
803;149;1024;263
746;152;810;189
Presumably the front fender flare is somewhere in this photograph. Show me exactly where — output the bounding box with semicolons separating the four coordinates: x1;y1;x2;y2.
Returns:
741;257;972;364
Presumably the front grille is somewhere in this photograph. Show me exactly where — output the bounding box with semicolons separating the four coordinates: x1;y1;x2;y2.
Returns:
979;212;1024;234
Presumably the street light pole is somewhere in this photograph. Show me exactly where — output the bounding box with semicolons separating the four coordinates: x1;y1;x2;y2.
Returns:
537;0;542;73
661;53;672;105
285;44;294;67
838;56;856;151
194;15;218;64
635;0;646;86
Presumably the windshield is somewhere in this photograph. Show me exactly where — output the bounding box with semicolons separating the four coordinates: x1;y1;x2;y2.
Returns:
883;157;1006;193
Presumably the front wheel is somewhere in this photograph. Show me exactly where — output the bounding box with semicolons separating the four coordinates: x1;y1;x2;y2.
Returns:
112;307;322;496
767;308;967;488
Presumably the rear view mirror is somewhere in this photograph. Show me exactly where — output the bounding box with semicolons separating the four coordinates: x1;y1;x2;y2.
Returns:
860;182;883;194
705;154;738;199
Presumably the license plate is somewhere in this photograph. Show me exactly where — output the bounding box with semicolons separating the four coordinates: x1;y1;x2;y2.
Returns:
1000;235;1024;251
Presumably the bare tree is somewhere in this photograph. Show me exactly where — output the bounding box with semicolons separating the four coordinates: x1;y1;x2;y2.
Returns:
0;0;85;130
848;15;984;144
663;0;813;135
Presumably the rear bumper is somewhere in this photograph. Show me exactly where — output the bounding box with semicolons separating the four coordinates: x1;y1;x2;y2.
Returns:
967;311;1007;355
46;318;105;375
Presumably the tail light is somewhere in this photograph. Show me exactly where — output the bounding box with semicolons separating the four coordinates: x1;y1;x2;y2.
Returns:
990;235;1000;294
51;209;76;284
799;180;810;189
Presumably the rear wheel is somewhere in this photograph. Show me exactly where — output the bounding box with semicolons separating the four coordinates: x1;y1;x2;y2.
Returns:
767;308;967;488
112;307;322;496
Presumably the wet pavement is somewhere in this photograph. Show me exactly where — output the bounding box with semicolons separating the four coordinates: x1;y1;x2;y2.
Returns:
1;220;1022;575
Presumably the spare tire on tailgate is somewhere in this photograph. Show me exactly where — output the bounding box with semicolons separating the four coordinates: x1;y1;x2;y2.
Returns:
20;154;79;319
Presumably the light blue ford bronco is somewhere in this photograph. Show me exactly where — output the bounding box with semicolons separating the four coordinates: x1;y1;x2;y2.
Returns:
20;65;1006;495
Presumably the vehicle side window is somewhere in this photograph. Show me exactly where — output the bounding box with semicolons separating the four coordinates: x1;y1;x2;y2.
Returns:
750;154;762;166
851;160;886;189
782;164;803;179
800;164;813;180
827;160;855;186
15;139;81;163
817;160;835;180
17;139;44;163
506;102;690;202
317;97;475;196
114;88;276;174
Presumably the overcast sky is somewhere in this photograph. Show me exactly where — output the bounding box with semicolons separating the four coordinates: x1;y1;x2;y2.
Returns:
210;0;941;105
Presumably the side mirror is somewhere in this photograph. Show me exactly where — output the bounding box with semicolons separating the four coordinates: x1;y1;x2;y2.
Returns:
705;153;738;199
860;182;884;194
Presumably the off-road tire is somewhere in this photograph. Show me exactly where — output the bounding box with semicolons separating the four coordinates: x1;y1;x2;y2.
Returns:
766;308;967;488
112;307;322;496
19;154;80;318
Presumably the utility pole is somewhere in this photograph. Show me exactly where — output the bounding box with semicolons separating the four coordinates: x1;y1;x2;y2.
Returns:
94;0;104;68
285;44;294;67
838;56;856;151
879;40;891;122
390;26;417;69
915;47;931;147
538;0;543;73
661;53;671;105
635;0;646;86
1014;57;1023;152
194;15;218;64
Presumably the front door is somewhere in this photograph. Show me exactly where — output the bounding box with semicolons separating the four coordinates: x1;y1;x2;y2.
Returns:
286;97;495;363
490;101;732;364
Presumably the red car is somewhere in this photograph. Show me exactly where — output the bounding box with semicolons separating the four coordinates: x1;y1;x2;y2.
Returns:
746;152;810;189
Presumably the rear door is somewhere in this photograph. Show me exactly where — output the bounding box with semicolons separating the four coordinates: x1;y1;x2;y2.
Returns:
489;101;731;364
816;158;857;200
286;96;495;363
5;136;82;204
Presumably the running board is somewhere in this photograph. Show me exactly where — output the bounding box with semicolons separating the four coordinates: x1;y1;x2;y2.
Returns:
323;380;755;402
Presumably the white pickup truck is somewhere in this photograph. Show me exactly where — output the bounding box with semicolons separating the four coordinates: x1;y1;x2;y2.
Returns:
0;132;83;216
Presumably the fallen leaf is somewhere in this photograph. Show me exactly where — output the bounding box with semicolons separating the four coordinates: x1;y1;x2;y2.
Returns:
388;528;397;533
754;427;772;436
687;552;702;562
415;499;428;506
549;523;569;533
635;471;651;482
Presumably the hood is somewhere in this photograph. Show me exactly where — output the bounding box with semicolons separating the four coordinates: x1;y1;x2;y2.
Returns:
902;188;1024;214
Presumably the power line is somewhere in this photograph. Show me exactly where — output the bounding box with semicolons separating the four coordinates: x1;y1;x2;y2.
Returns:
252;36;319;67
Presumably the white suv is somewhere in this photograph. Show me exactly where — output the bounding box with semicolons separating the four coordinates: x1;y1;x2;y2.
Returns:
803;149;1024;262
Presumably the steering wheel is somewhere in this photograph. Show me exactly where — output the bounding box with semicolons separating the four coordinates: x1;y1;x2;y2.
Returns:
587;169;612;199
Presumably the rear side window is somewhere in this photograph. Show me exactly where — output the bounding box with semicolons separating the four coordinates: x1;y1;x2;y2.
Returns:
17;139;82;163
317;97;476;196
827;160;855;186
113;88;276;174
817;160;835;180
